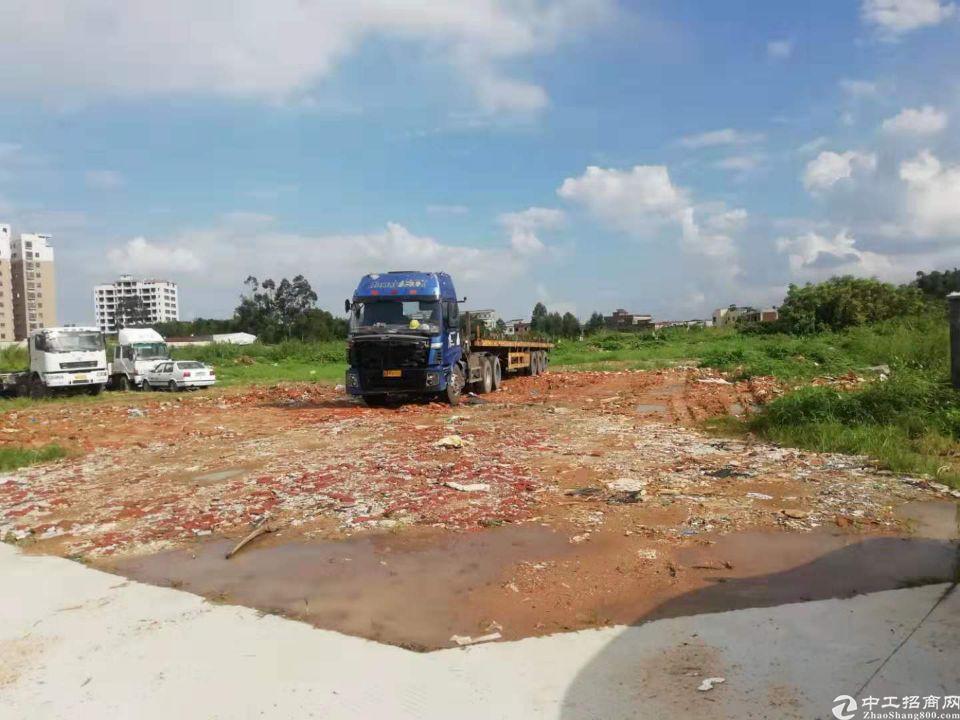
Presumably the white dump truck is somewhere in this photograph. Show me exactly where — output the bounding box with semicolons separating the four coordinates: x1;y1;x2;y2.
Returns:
108;327;171;390
0;326;109;398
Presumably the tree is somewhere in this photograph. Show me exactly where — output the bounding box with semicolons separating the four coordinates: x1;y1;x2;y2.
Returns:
585;311;605;335
494;318;507;334
914;269;960;299
778;276;926;334
561;312;581;338
232;275;346;342
116;294;152;329
531;302;548;331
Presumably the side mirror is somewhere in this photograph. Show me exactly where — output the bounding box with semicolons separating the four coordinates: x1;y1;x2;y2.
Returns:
344;299;351;313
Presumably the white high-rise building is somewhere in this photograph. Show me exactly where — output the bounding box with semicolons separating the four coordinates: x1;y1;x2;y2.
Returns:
0;225;13;342
94;275;179;333
10;232;57;340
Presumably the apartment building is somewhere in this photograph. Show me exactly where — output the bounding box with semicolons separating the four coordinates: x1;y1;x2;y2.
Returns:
93;275;179;333
0;225;14;342
10;232;57;340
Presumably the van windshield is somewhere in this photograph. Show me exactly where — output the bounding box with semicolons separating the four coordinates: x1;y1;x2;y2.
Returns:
350;300;441;333
133;342;169;360
46;332;104;353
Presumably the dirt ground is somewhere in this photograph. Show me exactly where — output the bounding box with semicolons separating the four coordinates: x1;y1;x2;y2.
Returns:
2;368;957;650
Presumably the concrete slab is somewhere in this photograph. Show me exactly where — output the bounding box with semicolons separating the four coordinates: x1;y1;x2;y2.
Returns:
1;543;957;719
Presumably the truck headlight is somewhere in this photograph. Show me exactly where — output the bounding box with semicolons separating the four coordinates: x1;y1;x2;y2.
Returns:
425;371;440;387
346;372;360;388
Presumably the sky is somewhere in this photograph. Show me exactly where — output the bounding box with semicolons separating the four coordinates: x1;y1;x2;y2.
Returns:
0;0;958;324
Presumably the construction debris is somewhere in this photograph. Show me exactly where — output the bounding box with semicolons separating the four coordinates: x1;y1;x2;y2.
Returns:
698;677;726;692
450;632;502;646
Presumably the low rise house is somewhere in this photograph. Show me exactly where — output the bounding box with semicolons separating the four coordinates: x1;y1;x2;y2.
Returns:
605;309;654;332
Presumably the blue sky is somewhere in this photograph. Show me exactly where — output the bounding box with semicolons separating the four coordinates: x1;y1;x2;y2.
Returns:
0;0;957;323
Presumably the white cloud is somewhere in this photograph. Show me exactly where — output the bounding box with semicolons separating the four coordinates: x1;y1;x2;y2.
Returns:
899;150;960;237
0;0;613;113
557;165;688;234
803;150;878;192
84;169;125;190
766;39;793;60
704;207;748;232
881;105;948;135
862;0;956;38
497;206;565;256
107;236;203;275
678;128;765;149
714;154;765;174
839;79;879;98
102;217;553;313
777;229;892;277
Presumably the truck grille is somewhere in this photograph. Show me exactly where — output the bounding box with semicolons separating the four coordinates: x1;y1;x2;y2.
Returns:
360;368;427;391
60;361;98;370
352;338;429;371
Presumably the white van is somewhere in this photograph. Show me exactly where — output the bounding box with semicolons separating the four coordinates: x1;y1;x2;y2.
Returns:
109;328;171;390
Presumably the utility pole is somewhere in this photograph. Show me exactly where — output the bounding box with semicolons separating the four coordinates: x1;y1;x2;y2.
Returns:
950;292;960;389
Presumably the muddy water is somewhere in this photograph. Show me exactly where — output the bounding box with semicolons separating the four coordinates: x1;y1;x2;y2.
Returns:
108;502;959;652
110;524;574;651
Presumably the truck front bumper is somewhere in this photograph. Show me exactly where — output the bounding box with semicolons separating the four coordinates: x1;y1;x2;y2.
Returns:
345;367;445;396
44;370;109;387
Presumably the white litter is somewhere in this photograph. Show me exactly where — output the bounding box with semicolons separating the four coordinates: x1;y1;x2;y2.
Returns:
444;482;490;493
450;632;502;646
698;677;725;692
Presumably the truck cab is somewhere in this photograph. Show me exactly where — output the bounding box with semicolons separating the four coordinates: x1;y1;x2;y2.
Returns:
344;271;464;405
25;327;109;397
109;327;170;390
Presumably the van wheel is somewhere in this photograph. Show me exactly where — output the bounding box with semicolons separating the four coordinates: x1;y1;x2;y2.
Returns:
491;356;502;390
446;365;464;406
478;357;494;394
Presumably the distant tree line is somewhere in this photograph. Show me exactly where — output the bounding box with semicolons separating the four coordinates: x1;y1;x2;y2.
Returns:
156;275;348;343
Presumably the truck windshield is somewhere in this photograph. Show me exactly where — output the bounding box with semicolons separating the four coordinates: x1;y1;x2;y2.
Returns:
132;342;169;360
351;300;441;332
46;332;104;353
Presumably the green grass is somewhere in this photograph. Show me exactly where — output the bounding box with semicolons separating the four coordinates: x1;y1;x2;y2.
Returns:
0;344;27;373
170;340;346;387
0;444;68;471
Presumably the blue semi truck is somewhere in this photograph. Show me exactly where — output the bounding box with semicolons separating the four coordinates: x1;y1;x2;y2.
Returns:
344;271;552;406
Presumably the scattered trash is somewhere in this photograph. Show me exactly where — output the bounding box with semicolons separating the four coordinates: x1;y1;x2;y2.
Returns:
636;549;658;561
698;677;725;692
605;478;646;492
450;632;502;646
746;492;773;500
444;481;490;493
436;435;466;449
705;467;751;479
564;487;603;498
570;533;591;544
697;378;731;385
607;491;645;505
225;518;275;559
127;408;146;418
781;509;809;520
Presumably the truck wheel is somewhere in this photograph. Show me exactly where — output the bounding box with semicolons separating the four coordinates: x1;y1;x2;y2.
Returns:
478;356;494;394
446;365;464;406
525;353;536;376
491;356;502;390
29;375;47;400
116;375;130;392
536;351;546;375
87;384;103;396
363;395;388;407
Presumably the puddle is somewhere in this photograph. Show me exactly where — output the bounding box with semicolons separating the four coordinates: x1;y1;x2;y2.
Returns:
193;469;245;484
104;506;959;651
895;500;959;540
108;524;572;651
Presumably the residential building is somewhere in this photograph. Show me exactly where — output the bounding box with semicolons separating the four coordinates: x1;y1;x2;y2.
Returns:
0;225;14;342
604;308;654;332
713;304;778;327
94;275;180;333
10;232;57;340
503;319;530;336
467;309;499;327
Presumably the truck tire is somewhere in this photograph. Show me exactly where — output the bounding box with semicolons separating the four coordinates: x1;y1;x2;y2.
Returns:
29;375;47;400
87;384;103;396
116;375;130;392
446;365;464;406
491;356;502;390
363;395;388;407
477;356;494;394
525;353;536;376
536;351;546;375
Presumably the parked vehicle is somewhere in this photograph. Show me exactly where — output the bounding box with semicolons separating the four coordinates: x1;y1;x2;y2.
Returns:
343;271;552;406
0;327;108;398
108;327;171;390
143;360;216;391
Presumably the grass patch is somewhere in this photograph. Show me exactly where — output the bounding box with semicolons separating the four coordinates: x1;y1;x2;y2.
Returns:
170;340;346;387
0;444;68;471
